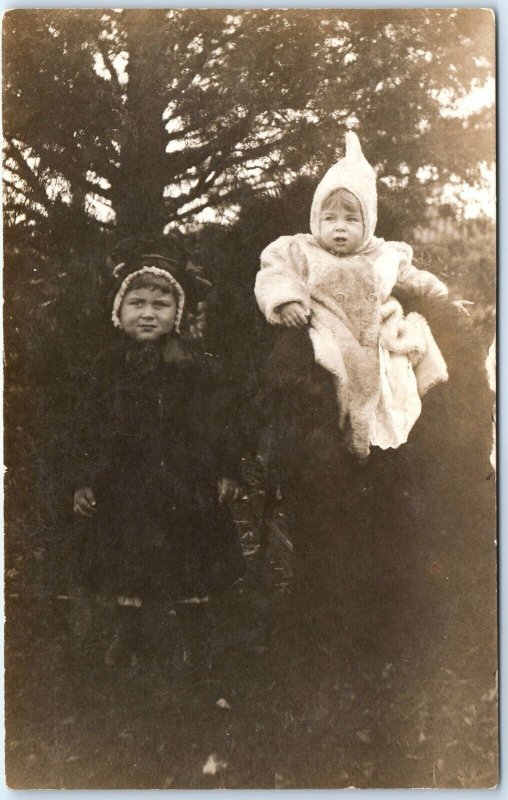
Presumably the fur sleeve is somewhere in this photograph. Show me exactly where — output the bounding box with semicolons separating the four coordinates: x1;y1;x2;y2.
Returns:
392;241;449;298
255;235;311;325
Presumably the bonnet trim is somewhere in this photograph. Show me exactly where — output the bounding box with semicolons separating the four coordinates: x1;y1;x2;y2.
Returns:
111;266;185;331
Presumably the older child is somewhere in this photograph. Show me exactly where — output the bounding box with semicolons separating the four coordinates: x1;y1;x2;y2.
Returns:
255;132;453;460
73;243;245;667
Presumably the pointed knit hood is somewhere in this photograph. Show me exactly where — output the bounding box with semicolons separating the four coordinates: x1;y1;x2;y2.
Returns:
310;132;378;253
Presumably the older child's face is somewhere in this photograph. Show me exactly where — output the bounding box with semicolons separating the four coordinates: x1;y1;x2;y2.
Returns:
119;287;177;342
319;192;364;255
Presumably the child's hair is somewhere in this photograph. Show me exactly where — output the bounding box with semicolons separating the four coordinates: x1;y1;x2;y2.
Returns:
321;188;362;216
125;272;177;296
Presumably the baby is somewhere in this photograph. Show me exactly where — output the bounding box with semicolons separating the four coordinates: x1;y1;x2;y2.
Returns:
255;132;451;459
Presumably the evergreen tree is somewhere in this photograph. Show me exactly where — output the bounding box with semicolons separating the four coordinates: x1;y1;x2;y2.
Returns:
4;8;494;244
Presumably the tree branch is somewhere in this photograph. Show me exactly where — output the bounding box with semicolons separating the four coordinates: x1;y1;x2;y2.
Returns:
165;146;235;217
165;113;254;179
96;42;123;91
5;199;49;222
5;139;52;211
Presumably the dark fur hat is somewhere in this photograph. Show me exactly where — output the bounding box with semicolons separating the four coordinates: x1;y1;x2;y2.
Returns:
107;235;212;330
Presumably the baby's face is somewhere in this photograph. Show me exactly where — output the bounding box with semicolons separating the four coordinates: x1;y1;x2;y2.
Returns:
319;192;364;256
119;287;177;342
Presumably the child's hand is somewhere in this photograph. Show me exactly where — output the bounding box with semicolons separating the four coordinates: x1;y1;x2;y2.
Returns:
278;301;309;329
218;478;240;504
73;487;97;517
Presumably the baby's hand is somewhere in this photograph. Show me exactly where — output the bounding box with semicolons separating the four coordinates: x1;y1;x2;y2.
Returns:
73;487;97;517
278;301;309;329
218;478;241;504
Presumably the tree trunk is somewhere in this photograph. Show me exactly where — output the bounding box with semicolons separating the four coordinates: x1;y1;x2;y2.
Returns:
113;10;170;238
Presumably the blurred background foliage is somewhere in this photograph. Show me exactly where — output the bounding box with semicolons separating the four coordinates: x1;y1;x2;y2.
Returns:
3;8;496;515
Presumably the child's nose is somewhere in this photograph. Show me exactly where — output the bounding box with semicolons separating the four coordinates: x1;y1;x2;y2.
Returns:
141;305;155;318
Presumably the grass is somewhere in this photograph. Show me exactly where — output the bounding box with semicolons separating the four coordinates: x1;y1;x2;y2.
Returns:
4;456;498;789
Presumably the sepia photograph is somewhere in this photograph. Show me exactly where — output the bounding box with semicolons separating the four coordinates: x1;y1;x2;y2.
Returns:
3;7;497;789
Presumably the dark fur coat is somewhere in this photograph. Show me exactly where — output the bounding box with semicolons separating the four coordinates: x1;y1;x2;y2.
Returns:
258;296;496;657
73;337;245;600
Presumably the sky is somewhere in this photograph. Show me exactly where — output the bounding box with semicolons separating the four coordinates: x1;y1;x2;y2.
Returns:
438;77;496;220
